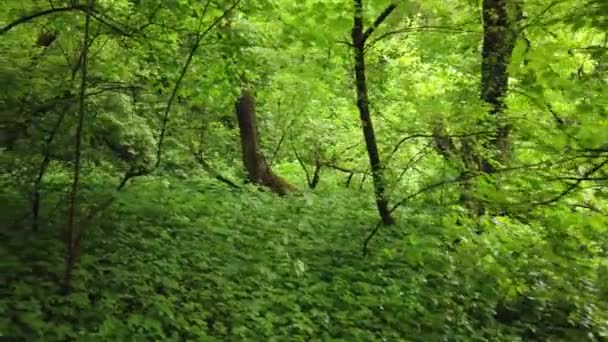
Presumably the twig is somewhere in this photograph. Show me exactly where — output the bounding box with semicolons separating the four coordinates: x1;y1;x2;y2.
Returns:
388;130;493;165
395;143;433;184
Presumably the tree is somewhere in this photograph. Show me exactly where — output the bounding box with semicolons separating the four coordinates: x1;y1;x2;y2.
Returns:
235;88;295;195
351;0;398;225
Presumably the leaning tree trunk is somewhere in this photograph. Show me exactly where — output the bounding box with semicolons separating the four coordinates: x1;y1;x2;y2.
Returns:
235;89;294;195
352;0;397;225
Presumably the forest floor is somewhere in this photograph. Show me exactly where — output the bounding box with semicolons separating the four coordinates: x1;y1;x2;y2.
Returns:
2;175;607;340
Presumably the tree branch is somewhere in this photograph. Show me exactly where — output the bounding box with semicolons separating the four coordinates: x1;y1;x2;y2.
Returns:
369;25;481;46
293;148;312;186
155;0;241;168
362;3;398;42
1;6;86;34
533;158;608;206
191;149;240;189
363;174;471;256
1;4;131;37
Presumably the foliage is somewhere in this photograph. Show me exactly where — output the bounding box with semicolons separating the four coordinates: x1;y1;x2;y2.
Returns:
1;0;607;340
2;176;607;340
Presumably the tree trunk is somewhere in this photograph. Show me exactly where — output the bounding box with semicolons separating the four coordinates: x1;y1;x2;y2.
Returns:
479;0;521;172
352;0;395;225
235;89;294;195
431;0;521;215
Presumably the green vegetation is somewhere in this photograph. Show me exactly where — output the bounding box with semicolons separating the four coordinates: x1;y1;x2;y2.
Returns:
1;0;607;340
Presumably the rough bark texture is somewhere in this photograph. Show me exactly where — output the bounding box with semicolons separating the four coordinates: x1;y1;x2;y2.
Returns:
352;0;395;225
480;0;521;171
430;0;521;215
235;89;294;195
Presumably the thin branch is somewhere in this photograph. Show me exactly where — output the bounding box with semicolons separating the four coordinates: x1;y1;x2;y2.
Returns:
388;130;493;164
395;143;433;184
510;88;566;127
345;172;355;187
518;0;567;32
269;117;293;167
390;177;468;214
323;163;367;175
293;148;312;186
155;0;241;168
310;161;322;189
362;3;398;42
550;176;608;181
268;132;285;167
571;203;607;216
31;106;69;231
532;158;608;206
1;4;131;37
1;5;85;34
191;149;240;189
362;220;383;256
369;25;481;46
71;166;151;248
364;174;471;256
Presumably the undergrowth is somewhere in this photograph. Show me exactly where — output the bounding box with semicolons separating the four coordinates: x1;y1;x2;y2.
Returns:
2;174;607;341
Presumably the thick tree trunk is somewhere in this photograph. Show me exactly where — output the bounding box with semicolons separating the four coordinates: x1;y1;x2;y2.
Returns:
235;89;294;195
431;0;521;215
480;0;521;172
352;0;395;225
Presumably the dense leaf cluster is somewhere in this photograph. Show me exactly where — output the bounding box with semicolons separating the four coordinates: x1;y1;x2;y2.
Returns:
1;0;607;340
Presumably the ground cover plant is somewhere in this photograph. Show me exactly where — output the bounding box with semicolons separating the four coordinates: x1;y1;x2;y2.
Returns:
1;0;607;340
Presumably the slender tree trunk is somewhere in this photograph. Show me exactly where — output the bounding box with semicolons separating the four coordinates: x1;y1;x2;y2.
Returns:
352;0;395;225
235;89;294;195
64;0;93;294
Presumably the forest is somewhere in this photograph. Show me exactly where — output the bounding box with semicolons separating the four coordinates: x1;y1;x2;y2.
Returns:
1;0;607;340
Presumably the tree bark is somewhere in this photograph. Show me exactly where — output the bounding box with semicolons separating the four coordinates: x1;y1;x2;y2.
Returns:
479;0;521;172
431;0;521;215
352;0;396;225
235;89;294;195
